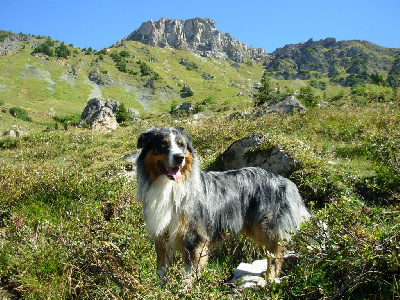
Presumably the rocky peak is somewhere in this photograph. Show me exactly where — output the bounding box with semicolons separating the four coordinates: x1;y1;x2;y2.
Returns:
120;17;267;62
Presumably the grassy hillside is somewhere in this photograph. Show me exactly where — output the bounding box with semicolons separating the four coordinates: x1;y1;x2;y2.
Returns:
0;31;399;299
0;99;399;298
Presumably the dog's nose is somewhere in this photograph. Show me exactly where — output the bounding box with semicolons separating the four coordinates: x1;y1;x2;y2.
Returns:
173;153;185;165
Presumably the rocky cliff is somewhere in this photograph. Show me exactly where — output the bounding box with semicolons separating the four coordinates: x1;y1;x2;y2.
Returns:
119;18;267;62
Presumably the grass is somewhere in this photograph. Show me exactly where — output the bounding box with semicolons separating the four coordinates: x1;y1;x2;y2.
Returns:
0;33;399;298
0;99;399;298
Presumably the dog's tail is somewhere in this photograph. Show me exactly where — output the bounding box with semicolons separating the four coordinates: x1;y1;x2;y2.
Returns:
276;179;311;241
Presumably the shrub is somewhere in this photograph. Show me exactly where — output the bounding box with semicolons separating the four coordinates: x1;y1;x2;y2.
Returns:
351;84;393;102
9;107;32;122
54;42;70;58
32;43;54;57
53;114;81;126
298;85;319;107
283;198;400;299
115;103;130;123
0;137;18;149
140;62;151;76
253;72;281;106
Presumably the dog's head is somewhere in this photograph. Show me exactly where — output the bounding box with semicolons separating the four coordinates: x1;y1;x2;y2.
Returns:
137;127;195;182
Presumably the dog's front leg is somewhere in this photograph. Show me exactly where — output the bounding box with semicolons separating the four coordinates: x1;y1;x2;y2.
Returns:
183;231;209;281
155;238;168;286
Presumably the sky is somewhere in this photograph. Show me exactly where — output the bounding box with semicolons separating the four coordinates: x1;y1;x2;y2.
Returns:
1;0;399;53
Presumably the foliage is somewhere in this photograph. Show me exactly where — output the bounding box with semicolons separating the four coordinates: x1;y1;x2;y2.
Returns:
0;102;399;298
283;198;400;299
139;61;152;76
0;137;18;149
53;114;81;126
115;103;131;123
9;107;32;122
253;72;281;106
32;39;54;57
54;42;70;58
387;57;400;88
351;84;393;103
298;85;319;107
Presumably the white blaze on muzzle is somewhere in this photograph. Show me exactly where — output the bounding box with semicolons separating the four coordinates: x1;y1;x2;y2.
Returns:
167;132;185;181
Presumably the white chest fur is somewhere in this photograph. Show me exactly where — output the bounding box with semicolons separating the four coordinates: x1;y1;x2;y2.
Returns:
142;176;185;237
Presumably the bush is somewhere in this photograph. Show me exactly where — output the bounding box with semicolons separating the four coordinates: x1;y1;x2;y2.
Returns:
54;114;81;126
139;62;151;76
0;137;18;149
115;104;130;123
298;85;319;107
9;107;32;122
54;42;70;58
32;43;53;57
253;72;281;106
283;198;400;299
351;84;393;102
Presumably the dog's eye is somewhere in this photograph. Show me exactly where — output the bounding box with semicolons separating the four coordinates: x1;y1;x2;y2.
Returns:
160;143;167;148
177;139;184;147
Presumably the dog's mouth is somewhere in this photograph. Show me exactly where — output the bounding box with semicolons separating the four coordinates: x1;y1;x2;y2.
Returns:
158;161;182;181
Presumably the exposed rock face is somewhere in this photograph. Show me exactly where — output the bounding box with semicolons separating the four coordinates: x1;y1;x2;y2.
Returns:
219;134;296;176
121;18;267;62
80;98;119;131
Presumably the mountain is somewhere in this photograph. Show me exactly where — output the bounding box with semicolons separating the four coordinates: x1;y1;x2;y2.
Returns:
0;20;400;136
264;37;400;84
119;18;267;63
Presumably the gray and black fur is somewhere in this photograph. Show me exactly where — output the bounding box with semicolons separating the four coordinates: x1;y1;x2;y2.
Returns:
136;126;310;283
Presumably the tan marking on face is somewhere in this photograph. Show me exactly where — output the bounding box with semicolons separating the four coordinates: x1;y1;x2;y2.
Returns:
144;150;169;182
180;152;193;180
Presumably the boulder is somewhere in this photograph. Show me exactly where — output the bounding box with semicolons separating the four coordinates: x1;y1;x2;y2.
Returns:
219;134;296;176
80;98;119;131
3;129;16;137
254;95;305;118
128;108;140;121
171;102;196;116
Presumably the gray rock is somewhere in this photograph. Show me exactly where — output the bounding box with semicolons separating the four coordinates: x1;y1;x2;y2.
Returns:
3;129;16;137
220;134;296;176
80;98;119;131
255;95;305;117
171;101;196;116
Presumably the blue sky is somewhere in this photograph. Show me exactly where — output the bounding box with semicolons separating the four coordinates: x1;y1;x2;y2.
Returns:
1;0;399;53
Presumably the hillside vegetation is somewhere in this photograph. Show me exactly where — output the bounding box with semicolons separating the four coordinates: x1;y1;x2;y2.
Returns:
0;30;399;299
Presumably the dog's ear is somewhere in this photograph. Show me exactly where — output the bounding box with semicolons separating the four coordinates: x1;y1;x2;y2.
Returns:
176;127;195;154
137;128;156;149
174;126;185;133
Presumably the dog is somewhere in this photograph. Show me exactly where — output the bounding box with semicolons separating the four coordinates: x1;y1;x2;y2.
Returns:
135;126;310;284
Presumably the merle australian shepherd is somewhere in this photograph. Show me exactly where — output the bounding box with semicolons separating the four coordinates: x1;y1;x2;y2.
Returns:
136;126;310;284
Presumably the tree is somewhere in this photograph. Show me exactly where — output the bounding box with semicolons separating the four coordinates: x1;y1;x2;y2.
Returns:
115;104;130;123
55;43;70;58
140;62;151;76
253;72;280;106
298;85;319;107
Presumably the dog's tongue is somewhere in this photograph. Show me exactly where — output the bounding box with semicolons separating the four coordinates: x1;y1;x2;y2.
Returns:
167;166;182;181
